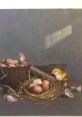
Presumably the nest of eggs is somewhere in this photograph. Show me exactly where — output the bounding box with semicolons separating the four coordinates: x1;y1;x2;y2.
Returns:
21;78;65;101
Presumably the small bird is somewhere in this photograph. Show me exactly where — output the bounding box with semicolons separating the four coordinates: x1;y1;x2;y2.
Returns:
52;68;68;81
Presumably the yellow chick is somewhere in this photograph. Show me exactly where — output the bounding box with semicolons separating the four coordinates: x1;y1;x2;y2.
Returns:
52;68;68;81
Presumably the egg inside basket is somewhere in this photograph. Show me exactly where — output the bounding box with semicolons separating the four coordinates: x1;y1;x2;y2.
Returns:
24;78;51;94
0;58;30;89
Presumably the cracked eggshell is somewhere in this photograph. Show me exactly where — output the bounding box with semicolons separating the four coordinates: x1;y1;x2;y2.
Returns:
76;85;82;92
64;88;74;98
4;94;18;102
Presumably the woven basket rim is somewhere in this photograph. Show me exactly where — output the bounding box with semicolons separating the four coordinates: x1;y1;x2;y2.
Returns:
0;66;29;69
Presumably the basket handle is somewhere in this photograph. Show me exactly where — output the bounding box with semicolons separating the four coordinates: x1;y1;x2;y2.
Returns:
0;68;8;80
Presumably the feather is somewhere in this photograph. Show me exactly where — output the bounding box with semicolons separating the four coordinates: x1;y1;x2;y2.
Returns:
19;52;26;61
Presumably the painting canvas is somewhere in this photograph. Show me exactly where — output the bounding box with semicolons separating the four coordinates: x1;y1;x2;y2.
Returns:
0;9;82;116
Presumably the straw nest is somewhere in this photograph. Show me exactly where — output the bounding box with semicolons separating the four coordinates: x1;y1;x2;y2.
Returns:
21;78;65;101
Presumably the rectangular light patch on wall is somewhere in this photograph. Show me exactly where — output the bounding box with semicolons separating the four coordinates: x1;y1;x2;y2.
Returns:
45;25;72;49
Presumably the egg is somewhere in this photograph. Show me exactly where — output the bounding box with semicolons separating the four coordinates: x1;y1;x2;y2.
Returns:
42;85;49;92
19;60;28;66
76;85;81;92
4;94;18;102
19;64;25;67
33;79;42;85
0;63;7;67
13;60;18;64
15;63;20;67
6;59;14;64
42;80;50;92
71;85;82;92
32;85;42;94
27;82;37;89
8;64;16;67
42;80;49;87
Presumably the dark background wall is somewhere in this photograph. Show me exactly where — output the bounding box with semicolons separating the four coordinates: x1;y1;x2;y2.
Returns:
0;9;82;83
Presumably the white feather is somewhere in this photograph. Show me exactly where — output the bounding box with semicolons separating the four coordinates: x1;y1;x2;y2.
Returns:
19;52;26;61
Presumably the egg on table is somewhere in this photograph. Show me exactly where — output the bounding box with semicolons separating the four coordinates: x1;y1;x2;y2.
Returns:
42;85;49;92
4;94;18;102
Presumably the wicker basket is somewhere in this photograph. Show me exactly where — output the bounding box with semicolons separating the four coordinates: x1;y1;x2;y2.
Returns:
0;64;67;90
0;66;30;89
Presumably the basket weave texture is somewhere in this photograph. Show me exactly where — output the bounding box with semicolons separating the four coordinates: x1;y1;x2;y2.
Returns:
22;78;65;101
0;66;29;88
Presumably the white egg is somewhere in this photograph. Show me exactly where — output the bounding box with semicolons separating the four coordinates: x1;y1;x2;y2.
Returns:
71;85;82;92
33;79;42;85
4;94;18;102
76;85;81;92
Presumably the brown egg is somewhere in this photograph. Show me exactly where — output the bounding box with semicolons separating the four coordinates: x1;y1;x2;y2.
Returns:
28;82;37;89
0;63;7;67
42;85;49;92
15;63;20;67
5;59;15;65
42;80;50;92
42;80;49;87
13;60;18;64
19;64;25;67
8;64;16;67
19;60;28;66
32;85;42;94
